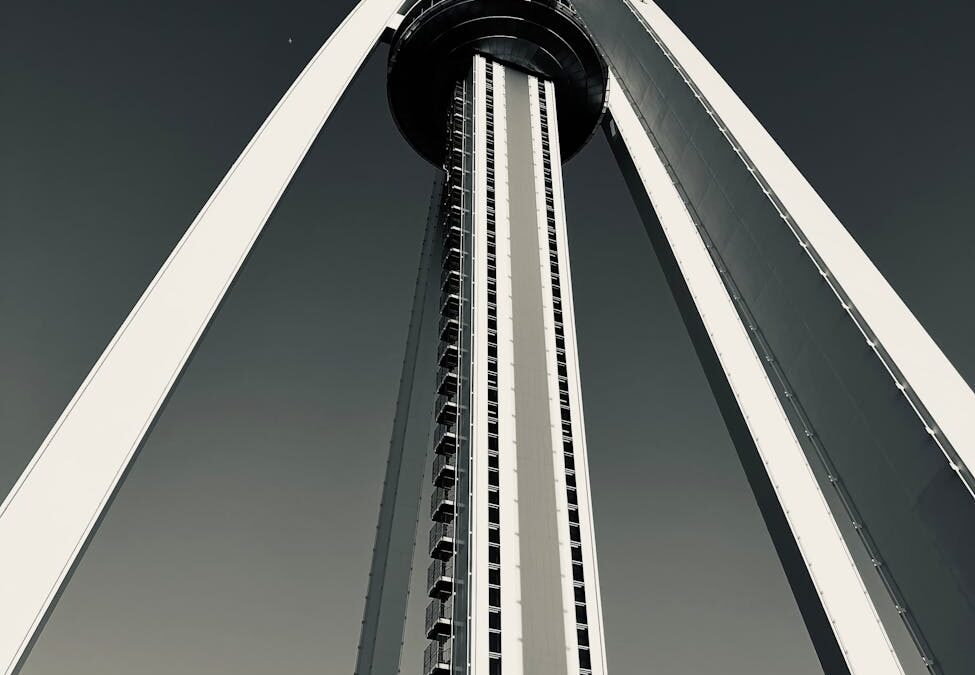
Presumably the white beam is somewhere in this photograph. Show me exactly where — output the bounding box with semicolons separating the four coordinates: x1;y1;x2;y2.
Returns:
628;0;975;493
607;76;905;675
386;12;404;32
0;1;402;672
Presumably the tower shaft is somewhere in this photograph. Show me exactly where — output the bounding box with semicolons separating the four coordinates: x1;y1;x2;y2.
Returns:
425;54;606;675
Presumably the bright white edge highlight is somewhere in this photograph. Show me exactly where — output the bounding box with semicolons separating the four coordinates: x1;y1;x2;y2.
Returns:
0;1;402;673
540;77;609;675
528;76;579;674
471;53;491;675
607;76;905;675
491;62;525;675
630;0;975;490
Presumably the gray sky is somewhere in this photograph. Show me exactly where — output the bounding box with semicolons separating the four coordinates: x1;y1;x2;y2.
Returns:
1;1;973;674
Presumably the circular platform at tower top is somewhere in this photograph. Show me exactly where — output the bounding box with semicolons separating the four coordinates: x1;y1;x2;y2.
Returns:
387;0;608;167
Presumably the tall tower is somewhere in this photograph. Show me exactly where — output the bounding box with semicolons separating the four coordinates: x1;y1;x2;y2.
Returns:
386;2;609;673
2;1;973;675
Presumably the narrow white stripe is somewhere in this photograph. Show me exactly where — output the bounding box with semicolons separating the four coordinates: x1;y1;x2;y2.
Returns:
492;63;525;675
470;53;491;675
528;77;581;674
545;78;609;675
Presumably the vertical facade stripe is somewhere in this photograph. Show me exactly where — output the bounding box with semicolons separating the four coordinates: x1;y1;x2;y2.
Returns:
542;78;609;675
470;53;491;675
492;63;524;675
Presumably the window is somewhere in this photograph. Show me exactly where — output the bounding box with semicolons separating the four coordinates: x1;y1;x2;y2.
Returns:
578;627;590;647
489;631;501;654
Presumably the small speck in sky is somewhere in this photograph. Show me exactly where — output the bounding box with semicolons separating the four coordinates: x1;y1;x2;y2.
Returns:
288;37;293;44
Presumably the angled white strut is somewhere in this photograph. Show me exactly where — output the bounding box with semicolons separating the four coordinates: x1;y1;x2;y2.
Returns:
606;75;905;675
0;1;401;672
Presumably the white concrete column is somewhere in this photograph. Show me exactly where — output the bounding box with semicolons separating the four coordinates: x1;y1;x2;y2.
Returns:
0;2;401;672
627;0;975;496
607;74;905;675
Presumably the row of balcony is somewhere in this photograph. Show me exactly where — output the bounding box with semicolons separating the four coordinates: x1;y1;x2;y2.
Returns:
426;150;462;669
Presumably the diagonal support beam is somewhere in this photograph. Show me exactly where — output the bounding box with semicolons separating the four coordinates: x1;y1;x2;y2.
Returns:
604;75;905;675
0;1;402;672
354;172;443;675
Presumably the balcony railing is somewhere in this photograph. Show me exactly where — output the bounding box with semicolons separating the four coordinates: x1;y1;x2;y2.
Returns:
423;638;451;675
431;486;455;522
437;341;458;369
425;598;452;639
436;367;458;396
435;394;458;425
433;426;456;456
432;453;455;487
443;223;461;251
429;521;454;560
441;266;460;292
438;315;459;344
427;559;453;598
442;246;461;271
